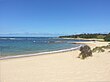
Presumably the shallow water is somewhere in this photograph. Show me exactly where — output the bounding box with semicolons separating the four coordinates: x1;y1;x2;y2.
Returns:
0;37;85;57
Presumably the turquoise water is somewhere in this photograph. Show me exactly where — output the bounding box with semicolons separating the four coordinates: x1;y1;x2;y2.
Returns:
0;37;84;57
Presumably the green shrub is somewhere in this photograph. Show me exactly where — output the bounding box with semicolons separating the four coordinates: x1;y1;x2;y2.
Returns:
104;34;110;41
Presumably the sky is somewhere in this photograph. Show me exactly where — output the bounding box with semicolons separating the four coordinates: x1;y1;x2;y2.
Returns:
0;0;110;36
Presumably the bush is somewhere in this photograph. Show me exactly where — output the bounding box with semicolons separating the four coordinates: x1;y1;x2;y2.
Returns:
78;45;92;59
104;34;110;41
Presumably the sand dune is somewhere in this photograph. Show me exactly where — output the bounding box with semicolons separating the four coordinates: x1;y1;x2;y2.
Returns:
0;41;110;82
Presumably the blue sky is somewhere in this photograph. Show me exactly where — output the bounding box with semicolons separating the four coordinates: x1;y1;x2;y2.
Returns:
0;0;110;36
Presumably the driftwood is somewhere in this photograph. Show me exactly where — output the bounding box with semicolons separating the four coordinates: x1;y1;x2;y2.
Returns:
78;45;92;59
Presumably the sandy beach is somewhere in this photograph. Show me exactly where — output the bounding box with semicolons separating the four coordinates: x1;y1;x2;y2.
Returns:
0;41;110;82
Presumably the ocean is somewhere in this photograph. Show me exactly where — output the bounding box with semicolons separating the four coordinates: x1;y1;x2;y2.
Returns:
0;37;85;57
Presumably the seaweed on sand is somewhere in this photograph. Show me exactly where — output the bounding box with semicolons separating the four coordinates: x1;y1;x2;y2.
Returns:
92;47;105;53
92;44;110;53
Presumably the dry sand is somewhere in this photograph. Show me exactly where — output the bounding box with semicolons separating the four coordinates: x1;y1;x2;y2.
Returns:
0;41;110;82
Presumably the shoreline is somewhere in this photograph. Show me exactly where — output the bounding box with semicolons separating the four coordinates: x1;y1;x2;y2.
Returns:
1;41;110;82
0;45;82;60
1;41;109;60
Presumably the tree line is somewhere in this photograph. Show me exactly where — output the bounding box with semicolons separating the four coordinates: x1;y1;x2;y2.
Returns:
59;33;110;41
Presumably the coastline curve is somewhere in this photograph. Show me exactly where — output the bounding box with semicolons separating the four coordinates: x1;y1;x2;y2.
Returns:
0;45;82;60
